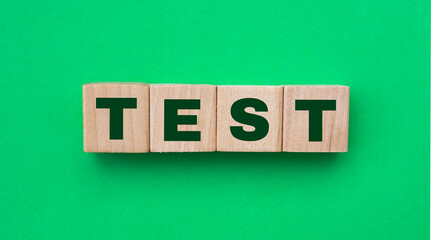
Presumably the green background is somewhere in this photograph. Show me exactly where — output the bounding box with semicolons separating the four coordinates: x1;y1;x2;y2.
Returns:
0;0;429;239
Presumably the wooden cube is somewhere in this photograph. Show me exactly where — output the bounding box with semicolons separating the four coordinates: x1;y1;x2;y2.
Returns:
150;84;216;152
83;83;150;152
283;85;349;152
217;86;283;152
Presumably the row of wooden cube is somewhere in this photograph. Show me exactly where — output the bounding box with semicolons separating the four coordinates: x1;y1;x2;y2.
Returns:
83;83;349;152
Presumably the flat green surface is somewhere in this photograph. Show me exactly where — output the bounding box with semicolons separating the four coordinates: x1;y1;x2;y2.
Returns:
0;0;429;239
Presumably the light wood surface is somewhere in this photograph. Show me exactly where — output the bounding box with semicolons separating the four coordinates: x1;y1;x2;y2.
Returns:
83;83;350;153
150;84;217;152
83;83;150;152
217;85;283;152
282;85;349;152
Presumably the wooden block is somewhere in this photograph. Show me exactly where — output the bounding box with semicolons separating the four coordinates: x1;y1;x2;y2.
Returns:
217;86;283;152
282;85;349;152
83;83;150;152
150;84;216;152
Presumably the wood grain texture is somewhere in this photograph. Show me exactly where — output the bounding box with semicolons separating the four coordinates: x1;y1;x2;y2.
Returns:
283;85;349;152
83;83;150;152
217;86;283;152
150;84;216;152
